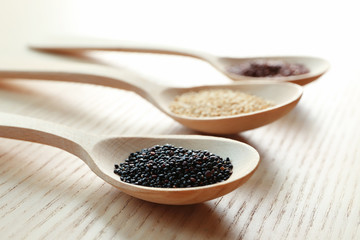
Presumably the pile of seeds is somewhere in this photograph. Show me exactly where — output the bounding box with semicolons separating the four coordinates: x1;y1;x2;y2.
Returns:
114;144;233;188
169;89;274;118
228;59;309;77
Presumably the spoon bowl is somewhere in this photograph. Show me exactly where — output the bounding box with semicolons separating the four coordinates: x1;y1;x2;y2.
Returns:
0;57;303;134
158;82;302;134
216;56;329;86
93;135;259;204
0;113;259;205
29;36;329;85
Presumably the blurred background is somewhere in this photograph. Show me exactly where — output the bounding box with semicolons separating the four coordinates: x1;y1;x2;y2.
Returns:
1;0;359;81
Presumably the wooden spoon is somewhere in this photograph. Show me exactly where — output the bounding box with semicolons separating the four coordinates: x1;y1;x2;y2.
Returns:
29;36;329;85
0;112;259;205
0;59;303;134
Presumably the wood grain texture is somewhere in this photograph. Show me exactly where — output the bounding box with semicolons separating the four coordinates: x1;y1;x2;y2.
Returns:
0;0;360;239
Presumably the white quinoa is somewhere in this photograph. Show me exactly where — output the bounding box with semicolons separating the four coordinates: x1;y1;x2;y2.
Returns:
169;89;274;118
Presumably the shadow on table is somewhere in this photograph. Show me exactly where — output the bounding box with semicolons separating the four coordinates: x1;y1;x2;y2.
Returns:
91;191;242;239
0;80;96;121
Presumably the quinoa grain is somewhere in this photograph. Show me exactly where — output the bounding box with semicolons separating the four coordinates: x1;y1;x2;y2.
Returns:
169;89;274;118
228;59;309;77
114;144;233;188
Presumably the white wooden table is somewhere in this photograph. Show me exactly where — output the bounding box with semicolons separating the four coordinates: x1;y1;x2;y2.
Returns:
0;1;359;239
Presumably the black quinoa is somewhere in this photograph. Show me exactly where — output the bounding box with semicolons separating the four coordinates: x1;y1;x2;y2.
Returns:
114;144;233;188
228;59;309;77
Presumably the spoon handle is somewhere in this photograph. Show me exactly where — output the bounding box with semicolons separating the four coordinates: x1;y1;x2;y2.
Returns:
0;112;92;161
29;36;215;62
0;58;161;102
